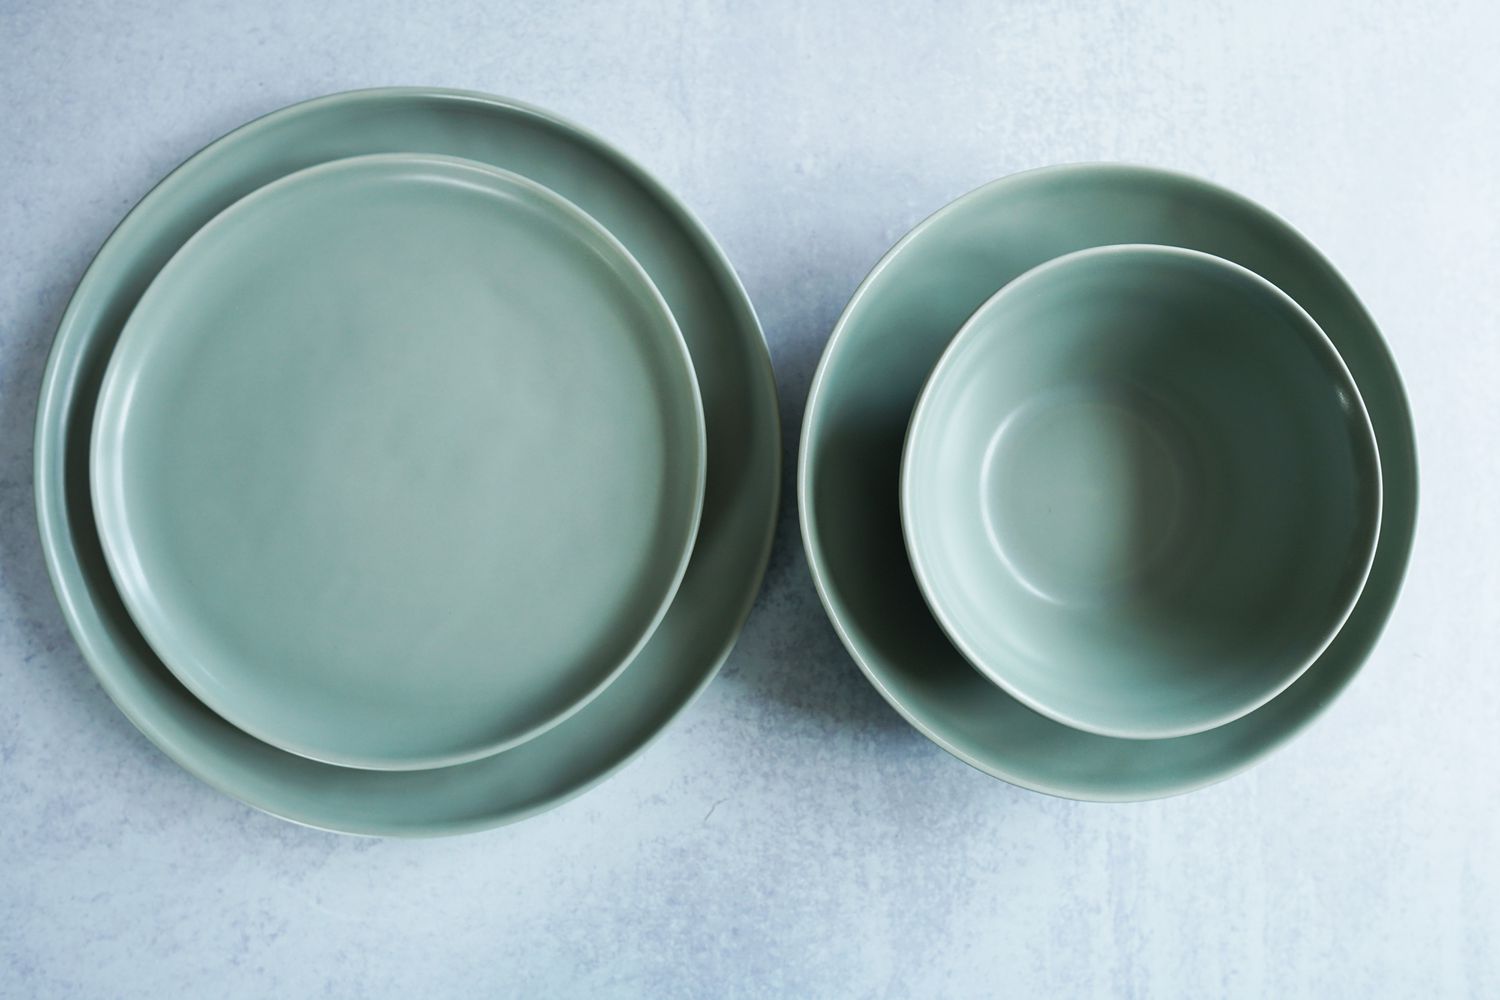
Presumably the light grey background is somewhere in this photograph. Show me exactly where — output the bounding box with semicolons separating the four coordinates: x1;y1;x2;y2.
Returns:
1;1;1495;997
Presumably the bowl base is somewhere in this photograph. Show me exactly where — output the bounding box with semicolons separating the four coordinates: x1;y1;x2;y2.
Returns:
980;383;1196;609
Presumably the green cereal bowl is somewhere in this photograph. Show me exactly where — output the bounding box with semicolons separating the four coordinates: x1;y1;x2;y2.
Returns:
799;163;1416;801
901;245;1382;740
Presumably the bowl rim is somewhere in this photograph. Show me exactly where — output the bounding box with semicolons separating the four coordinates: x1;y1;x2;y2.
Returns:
897;242;1385;740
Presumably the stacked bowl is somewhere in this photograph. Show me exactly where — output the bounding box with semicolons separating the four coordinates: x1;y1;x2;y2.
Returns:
36;89;781;835
801;165;1415;800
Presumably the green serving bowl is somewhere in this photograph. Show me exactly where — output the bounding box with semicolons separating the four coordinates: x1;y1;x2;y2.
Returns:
800;163;1416;801
901;245;1383;740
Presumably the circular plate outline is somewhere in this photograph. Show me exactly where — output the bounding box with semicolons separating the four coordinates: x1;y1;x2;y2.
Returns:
35;89;780;836
90;153;707;771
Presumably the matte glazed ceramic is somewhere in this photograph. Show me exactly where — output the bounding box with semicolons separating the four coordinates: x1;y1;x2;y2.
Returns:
90;154;706;770
801;163;1416;801
901;245;1382;740
36;89;779;834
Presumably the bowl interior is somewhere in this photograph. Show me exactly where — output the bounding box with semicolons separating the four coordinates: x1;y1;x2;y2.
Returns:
902;246;1382;739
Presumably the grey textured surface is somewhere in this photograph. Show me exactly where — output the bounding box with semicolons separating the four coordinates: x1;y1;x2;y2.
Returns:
1;1;1495;997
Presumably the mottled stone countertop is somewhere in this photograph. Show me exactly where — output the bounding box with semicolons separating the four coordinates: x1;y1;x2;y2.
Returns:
2;1;1495;996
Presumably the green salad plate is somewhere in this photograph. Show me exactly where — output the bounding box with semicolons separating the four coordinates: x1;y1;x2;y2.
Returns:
91;154;707;771
37;89;779;835
801;163;1416;800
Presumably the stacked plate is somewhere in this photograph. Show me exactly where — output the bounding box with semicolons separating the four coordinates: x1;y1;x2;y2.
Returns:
801;165;1416;800
36;89;780;835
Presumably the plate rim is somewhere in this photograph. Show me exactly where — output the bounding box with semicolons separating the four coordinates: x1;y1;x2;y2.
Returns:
799;160;1418;802
34;87;781;835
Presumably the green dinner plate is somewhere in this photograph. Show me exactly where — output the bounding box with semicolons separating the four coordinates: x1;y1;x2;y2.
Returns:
91;154;706;771
36;89;778;834
801;163;1416;801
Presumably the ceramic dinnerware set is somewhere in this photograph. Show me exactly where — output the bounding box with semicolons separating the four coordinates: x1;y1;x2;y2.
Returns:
37;89;1416;836
37;89;781;836
800;164;1416;801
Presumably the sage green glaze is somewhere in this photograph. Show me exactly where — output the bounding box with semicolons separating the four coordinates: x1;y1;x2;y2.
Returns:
902;245;1381;740
801;164;1416;801
90;154;706;770
35;89;779;834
